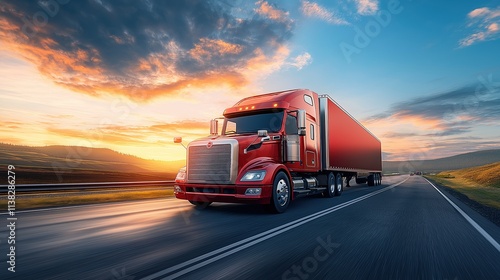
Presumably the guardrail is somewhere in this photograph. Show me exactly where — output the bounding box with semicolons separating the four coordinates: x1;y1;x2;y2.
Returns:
1;180;175;192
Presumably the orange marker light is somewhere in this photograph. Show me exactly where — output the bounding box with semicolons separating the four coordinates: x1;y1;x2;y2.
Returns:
239;107;242;111
273;103;278;107
251;106;255;109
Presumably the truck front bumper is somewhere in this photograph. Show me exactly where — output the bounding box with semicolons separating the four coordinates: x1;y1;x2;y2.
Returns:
174;183;273;204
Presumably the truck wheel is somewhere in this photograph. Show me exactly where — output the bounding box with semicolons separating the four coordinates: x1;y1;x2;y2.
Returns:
376;174;381;185
367;175;375;186
324;172;335;198
189;200;212;209
334;173;343;196
269;172;291;213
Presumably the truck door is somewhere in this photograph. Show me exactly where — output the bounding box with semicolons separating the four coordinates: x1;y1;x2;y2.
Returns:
305;120;318;168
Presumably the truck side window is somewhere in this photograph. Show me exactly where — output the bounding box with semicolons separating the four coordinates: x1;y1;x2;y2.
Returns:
226;120;237;134
304;95;313;106
285;115;298;135
310;124;314;140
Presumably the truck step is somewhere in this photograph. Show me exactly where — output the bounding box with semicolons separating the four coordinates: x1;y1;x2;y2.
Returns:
293;187;326;198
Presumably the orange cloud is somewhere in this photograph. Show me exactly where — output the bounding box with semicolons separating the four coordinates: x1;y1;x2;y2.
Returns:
189;38;243;61
47;121;210;145
255;1;291;22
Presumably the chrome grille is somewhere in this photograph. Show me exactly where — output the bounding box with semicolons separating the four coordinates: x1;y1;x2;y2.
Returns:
187;144;232;184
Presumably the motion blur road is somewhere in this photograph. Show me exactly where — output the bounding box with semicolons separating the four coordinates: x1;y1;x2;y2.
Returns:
1;175;499;279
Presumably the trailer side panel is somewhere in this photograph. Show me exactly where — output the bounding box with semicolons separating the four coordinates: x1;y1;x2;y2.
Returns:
319;95;381;172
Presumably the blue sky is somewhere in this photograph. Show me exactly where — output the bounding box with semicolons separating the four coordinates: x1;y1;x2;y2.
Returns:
0;0;499;161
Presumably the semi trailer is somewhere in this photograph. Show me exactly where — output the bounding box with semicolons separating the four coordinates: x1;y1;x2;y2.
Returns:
174;89;382;213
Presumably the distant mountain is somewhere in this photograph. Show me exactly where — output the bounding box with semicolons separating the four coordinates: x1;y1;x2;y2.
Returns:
383;149;500;173
0;143;185;173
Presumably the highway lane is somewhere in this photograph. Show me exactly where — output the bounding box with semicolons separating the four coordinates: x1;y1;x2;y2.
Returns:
1;175;499;279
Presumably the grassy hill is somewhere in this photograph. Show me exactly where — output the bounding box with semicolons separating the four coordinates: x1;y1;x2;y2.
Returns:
428;162;500;210
438;162;500;188
383;149;500;174
0;143;185;184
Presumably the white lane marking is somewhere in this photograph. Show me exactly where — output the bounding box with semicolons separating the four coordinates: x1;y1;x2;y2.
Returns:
424;178;500;253
141;177;409;280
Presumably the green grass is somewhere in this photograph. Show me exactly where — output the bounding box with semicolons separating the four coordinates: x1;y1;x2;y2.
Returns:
1;189;175;211
426;161;500;209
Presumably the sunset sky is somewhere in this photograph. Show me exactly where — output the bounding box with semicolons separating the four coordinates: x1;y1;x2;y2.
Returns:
1;0;499;162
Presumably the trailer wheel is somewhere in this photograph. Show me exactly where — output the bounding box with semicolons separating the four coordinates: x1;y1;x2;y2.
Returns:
367;174;375;186
324;172;336;198
376;174;381;185
334;173;343;196
189;200;212;209
269;172;290;213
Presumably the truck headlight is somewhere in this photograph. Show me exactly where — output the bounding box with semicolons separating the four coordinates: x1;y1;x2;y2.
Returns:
175;167;186;182
241;170;266;181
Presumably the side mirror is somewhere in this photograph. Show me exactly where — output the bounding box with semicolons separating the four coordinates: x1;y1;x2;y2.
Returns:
173;137;187;149
297;109;306;136
257;130;268;137
210;119;218;135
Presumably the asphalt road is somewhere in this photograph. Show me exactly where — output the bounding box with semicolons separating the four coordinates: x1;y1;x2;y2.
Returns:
1;175;499;279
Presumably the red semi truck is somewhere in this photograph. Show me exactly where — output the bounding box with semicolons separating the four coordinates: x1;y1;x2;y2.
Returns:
174;89;382;213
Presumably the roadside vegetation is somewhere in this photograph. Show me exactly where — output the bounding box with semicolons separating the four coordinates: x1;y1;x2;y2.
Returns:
426;162;500;209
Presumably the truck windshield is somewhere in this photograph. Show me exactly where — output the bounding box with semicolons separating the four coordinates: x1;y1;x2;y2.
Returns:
224;111;284;135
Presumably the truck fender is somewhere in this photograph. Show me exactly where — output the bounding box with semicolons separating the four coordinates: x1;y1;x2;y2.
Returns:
237;157;291;188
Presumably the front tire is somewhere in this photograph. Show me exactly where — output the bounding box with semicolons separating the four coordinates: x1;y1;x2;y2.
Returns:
269;172;291;213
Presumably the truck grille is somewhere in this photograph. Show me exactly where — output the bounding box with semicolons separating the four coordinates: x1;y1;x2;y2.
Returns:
187;144;232;184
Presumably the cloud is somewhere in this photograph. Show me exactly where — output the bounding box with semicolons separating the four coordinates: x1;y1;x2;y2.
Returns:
459;6;500;47
288;52;312;70
300;1;348;25
365;79;500;160
368;81;500;131
47;120;211;146
0;0;295;101
354;0;379;15
255;0;291;23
